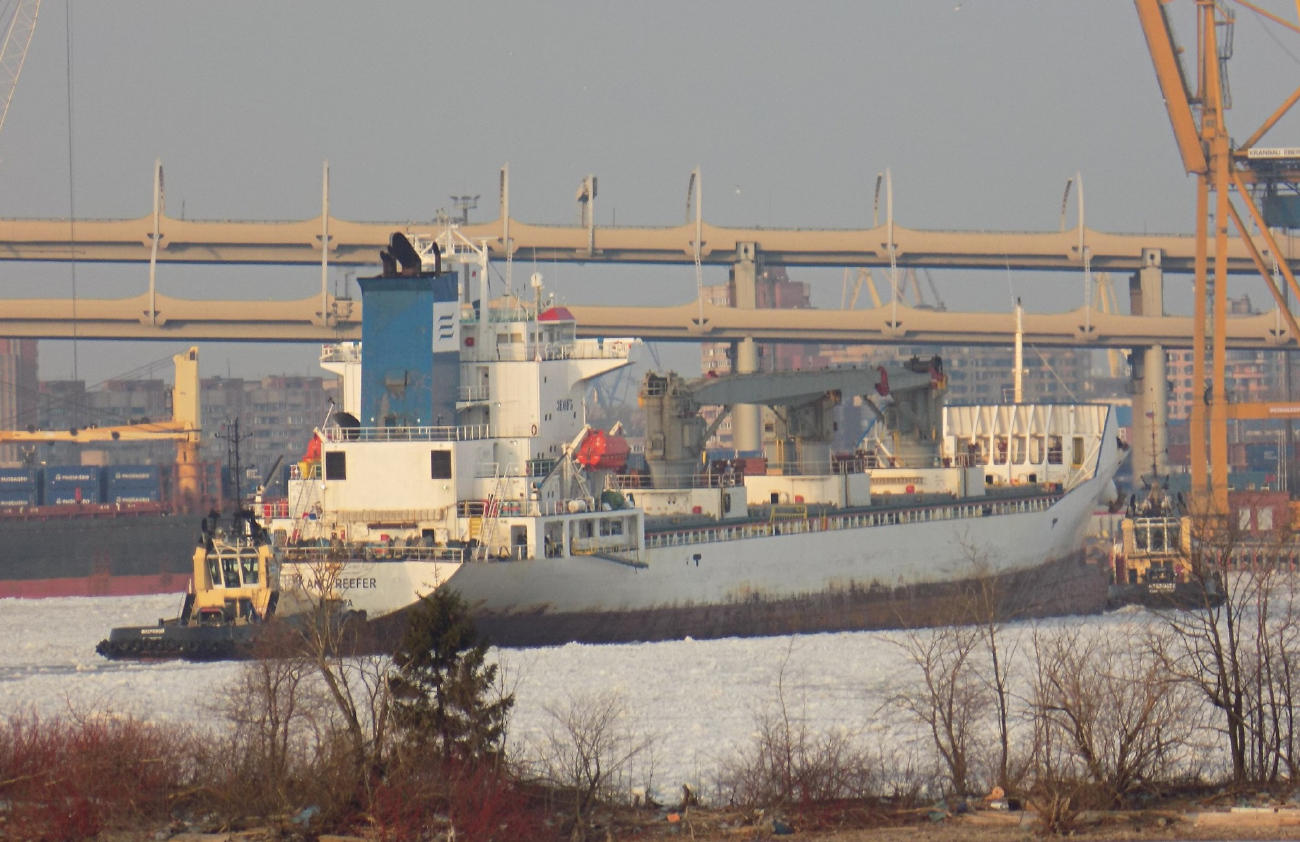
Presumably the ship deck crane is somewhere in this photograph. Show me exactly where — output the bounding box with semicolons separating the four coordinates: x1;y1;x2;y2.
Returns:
1135;0;1300;516
0;348;203;505
640;360;945;487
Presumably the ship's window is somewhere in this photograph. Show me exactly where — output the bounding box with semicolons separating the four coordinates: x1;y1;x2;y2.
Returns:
206;555;220;589
1047;436;1063;464
325;451;347;480
1071;436;1085;467
1030;435;1045;463
240;553;260;586
1012;436;1027;465
993;436;1008;465
1151;526;1166;551
221;555;240;588
431;450;452;479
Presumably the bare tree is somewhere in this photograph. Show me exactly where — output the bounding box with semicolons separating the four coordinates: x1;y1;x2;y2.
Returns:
893;621;990;796
284;554;395;803
958;546;1023;791
1154;496;1300;785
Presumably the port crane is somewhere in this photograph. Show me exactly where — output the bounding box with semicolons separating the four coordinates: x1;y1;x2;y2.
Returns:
1135;0;1300;515
0;348;203;505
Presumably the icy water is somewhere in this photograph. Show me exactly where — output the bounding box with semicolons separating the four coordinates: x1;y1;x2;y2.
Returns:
0;593;1163;794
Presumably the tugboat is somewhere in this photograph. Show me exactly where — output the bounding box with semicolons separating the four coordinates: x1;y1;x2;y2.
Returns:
95;510;279;660
1107;476;1224;610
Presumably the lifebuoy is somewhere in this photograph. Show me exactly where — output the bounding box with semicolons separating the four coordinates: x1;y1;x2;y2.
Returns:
530;423;538;436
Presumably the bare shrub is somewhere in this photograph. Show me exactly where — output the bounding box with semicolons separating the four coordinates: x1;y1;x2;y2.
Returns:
200;624;333;819
0;710;198;839
531;689;656;841
715;649;877;811
1030;624;1200;807
368;758;545;842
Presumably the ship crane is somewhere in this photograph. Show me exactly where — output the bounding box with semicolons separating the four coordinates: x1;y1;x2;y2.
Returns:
1135;0;1300;515
0;347;203;506
639;360;946;488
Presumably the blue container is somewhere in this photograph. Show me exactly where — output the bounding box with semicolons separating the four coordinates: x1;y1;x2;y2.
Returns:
107;465;159;484
107;466;161;502
46;466;101;485
44;467;104;506
0;468;37;489
0;489;38;506
107;488;160;504
106;473;162;503
45;465;104;505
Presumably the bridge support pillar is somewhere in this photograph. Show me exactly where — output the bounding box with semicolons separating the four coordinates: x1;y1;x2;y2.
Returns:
1129;248;1167;487
731;243;762;453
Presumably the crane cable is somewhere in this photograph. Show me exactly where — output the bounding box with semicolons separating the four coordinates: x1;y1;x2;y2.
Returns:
64;0;78;398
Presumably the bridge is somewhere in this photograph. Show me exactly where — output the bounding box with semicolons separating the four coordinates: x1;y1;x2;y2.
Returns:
0;212;1287;272
0;291;1291;350
0;191;1281;483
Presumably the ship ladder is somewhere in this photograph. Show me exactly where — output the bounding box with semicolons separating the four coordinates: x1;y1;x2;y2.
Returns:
475;466;508;561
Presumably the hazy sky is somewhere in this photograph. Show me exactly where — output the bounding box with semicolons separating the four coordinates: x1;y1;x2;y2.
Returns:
4;1;1300;383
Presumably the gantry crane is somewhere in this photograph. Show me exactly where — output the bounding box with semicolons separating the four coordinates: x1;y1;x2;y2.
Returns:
0;348;203;505
1135;0;1300;516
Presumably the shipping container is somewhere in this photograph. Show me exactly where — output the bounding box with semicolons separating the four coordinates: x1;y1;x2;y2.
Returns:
46;492;104;506
106;465;160;484
45;465;105;504
0;468;38;488
45;466;101;485
106;473;162;504
106;490;161;504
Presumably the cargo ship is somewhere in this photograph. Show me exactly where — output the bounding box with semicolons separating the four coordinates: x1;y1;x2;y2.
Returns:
231;229;1126;648
0;349;216;599
0;464;208;598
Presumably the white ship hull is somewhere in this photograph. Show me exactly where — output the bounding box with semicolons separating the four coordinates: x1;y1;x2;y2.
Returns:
278;439;1120;647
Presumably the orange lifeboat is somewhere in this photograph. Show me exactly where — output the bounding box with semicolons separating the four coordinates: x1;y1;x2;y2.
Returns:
574;430;630;471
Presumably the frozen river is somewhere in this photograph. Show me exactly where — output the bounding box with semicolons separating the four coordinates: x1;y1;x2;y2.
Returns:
0;593;1154;796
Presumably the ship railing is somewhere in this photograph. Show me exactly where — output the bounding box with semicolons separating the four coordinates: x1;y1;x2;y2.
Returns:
464;340;631;363
610;473;736;489
458;498;540;517
319;343;361;364
282;545;467;563
459;306;536;325
458;385;491;402
643;493;1061;550
474;461;532;479
289;463;322;480
320;424;497;443
570;536;641;556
